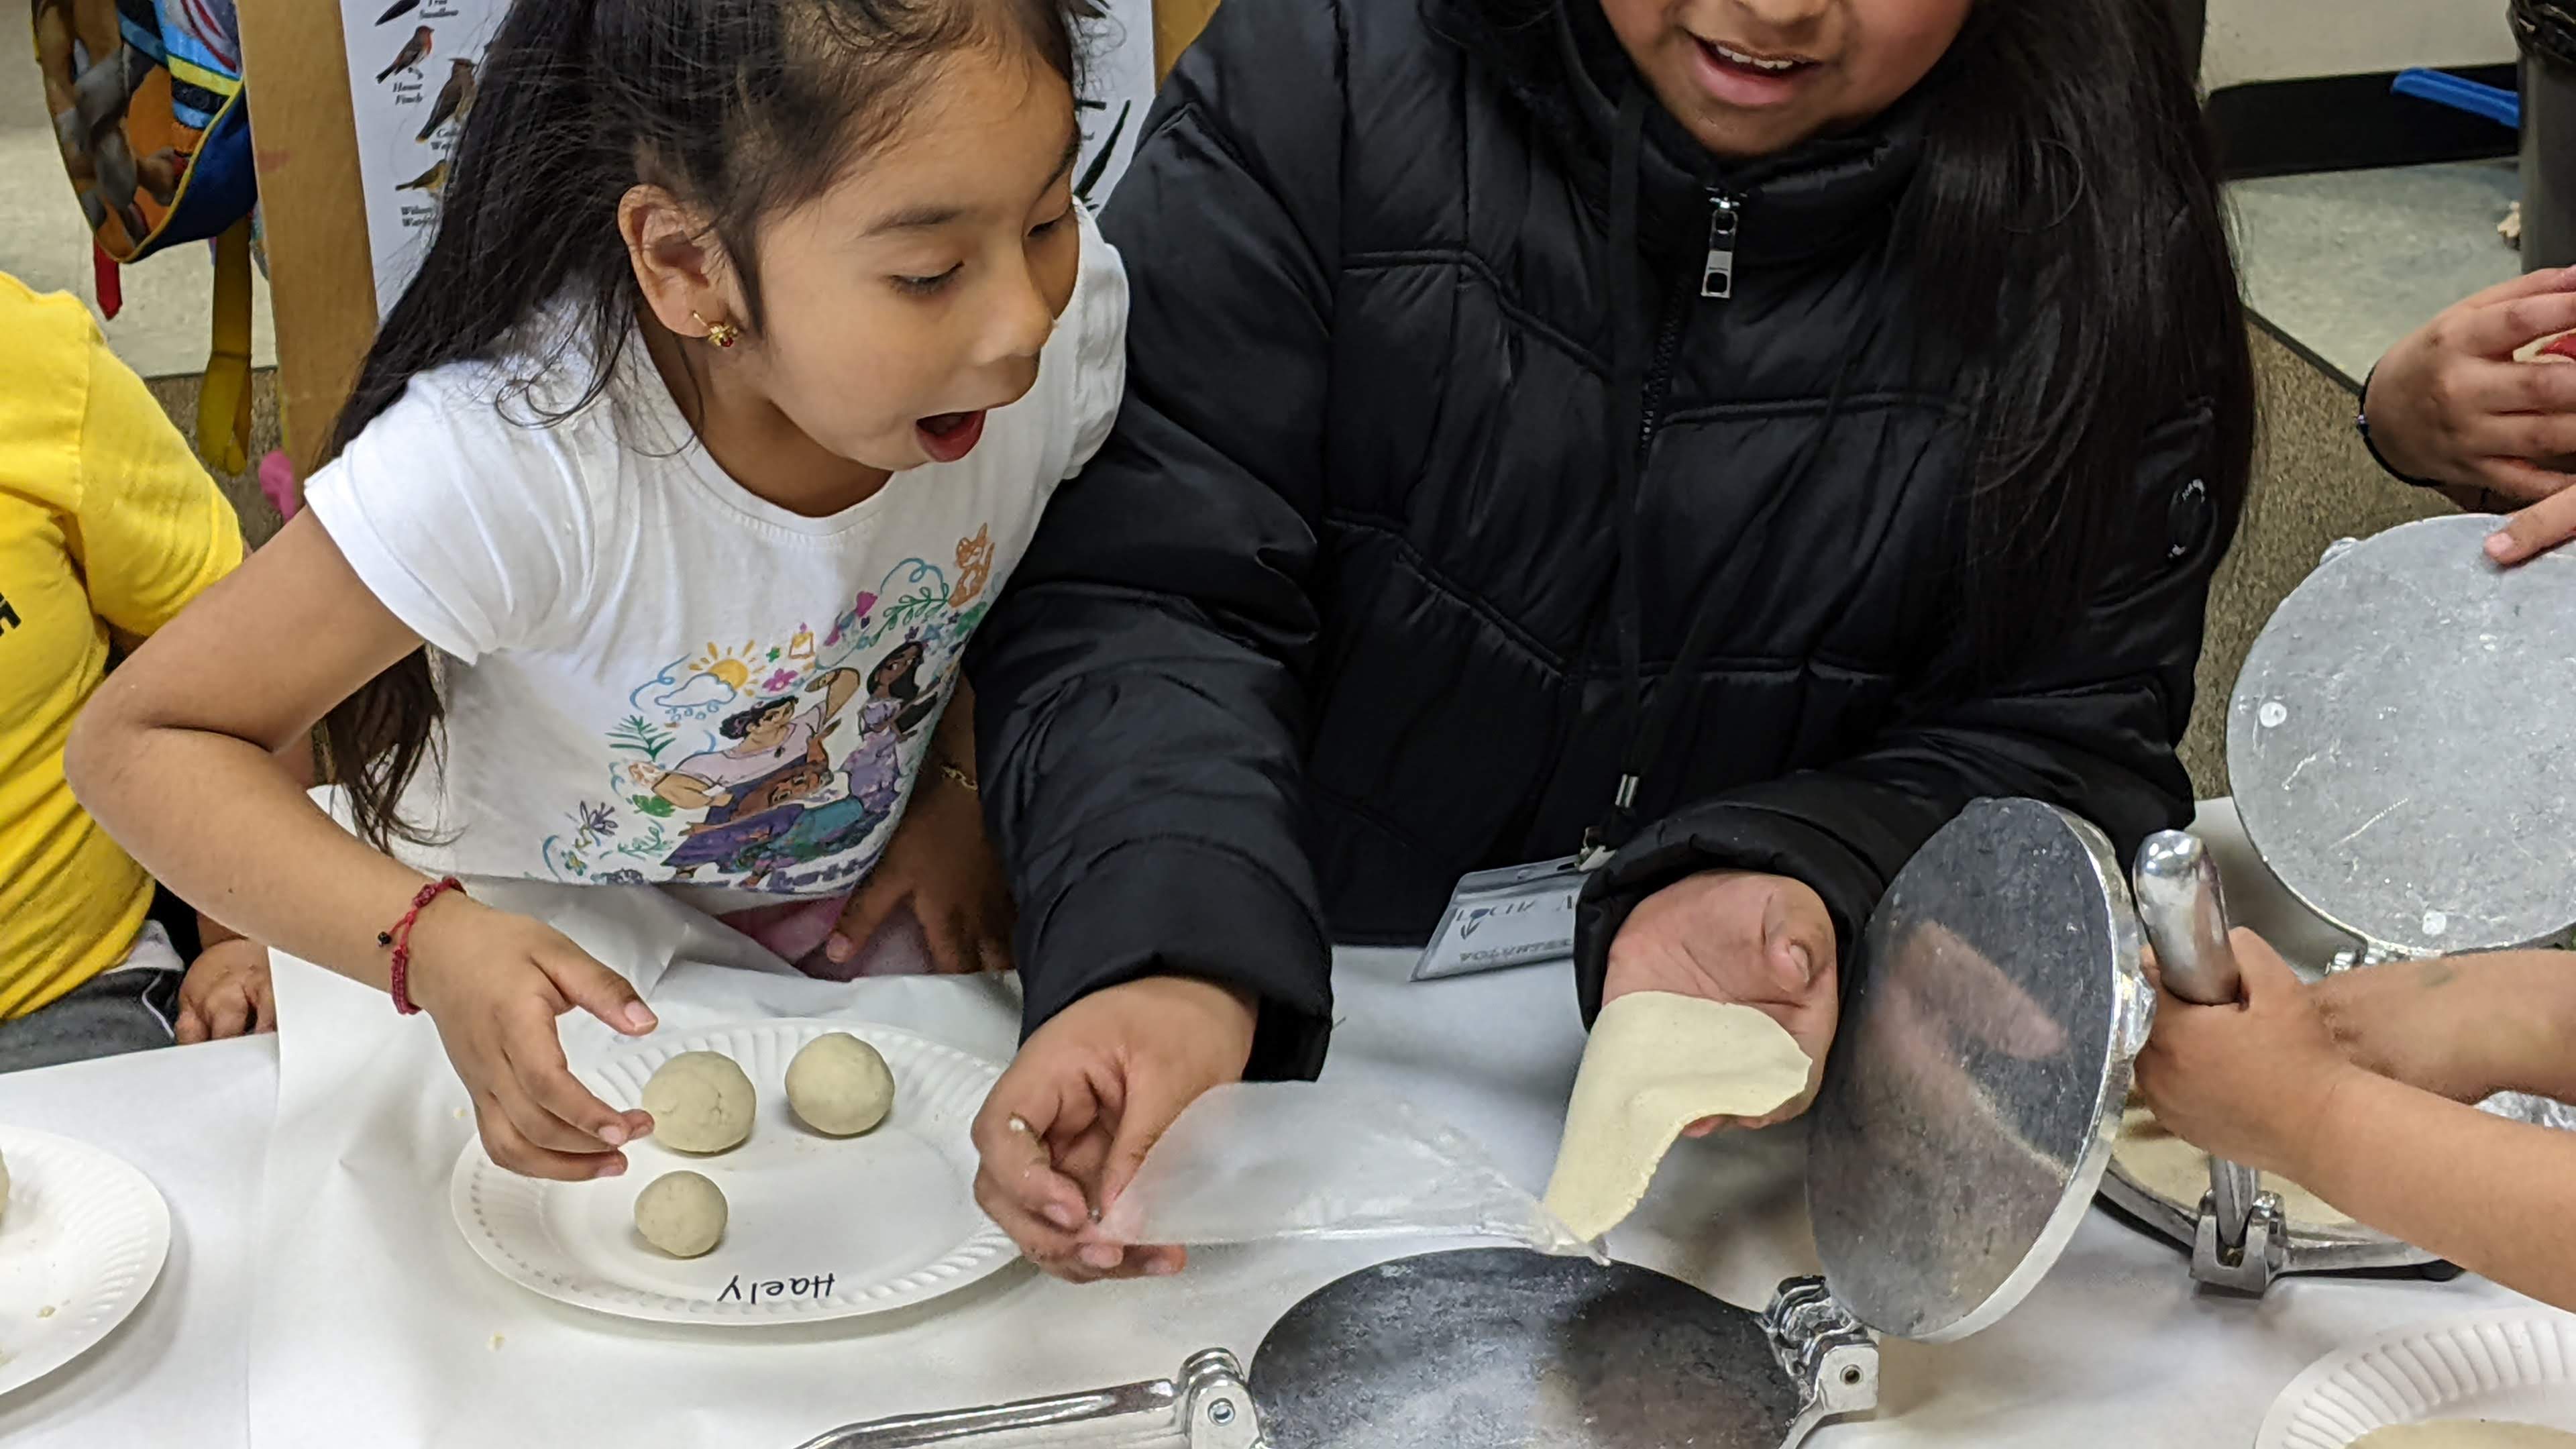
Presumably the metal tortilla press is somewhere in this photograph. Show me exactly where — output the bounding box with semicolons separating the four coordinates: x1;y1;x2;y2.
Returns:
2098;514;2576;1293
795;796;2163;1449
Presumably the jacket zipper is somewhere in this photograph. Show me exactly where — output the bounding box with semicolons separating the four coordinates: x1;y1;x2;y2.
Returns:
1635;189;1739;464
1554;188;1739;861
1701;189;1741;299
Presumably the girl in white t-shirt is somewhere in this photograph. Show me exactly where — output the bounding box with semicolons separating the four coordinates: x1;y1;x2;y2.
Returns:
68;0;1125;1182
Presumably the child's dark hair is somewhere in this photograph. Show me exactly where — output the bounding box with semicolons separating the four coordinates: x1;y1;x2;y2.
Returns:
320;0;1091;849
871;641;928;699
1900;0;2256;680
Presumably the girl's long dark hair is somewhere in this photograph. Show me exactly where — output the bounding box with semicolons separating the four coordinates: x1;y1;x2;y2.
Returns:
320;0;1087;848
1905;0;2256;676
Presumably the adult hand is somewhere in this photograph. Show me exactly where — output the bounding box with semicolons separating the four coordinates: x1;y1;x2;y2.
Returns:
1601;870;1837;1135
823;769;1014;973
2134;928;2360;1179
176;937;276;1043
969;976;1257;1282
407;900;659;1181
2364;268;2576;560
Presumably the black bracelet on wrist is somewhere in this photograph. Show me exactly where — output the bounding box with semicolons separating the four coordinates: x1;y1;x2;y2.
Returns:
2355;363;2444;490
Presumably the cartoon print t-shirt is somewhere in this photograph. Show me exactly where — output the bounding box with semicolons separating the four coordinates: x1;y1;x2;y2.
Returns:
303;207;1126;901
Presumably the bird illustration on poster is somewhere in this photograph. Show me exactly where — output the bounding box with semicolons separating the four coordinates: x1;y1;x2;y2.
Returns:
376;24;431;84
417;59;476;142
339;0;1158;320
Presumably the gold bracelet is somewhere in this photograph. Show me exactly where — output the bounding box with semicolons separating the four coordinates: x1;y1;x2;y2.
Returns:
936;759;979;795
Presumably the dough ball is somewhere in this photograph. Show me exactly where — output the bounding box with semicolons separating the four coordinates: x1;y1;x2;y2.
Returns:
2351;1424;2576;1448
786;1032;896;1137
633;1171;727;1258
641;1051;755;1154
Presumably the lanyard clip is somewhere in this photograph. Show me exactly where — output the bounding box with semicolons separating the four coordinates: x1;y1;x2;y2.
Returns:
1580;774;1646;871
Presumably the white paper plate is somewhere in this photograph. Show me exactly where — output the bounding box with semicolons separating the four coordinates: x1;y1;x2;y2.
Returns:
2259;1309;2576;1448
451;1018;1017;1324
0;1126;172;1397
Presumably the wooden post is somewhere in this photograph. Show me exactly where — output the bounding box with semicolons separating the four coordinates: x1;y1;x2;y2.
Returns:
1154;0;1221;83
237;0;380;474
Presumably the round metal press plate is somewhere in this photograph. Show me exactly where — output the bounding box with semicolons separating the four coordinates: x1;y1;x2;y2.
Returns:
1808;798;2147;1345
2229;515;2576;956
1249;1249;1797;1448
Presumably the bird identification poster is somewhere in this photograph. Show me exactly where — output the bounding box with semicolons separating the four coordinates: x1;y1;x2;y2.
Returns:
339;0;502;319
339;0;1159;323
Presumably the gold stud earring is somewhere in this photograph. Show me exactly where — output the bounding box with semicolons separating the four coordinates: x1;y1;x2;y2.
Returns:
692;311;741;350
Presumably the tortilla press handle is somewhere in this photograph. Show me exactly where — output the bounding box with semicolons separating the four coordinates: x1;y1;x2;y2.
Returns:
2131;830;2286;1294
2132;831;2241;1007
792;1349;1266;1448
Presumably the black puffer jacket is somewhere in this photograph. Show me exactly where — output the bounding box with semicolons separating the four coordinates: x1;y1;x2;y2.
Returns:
970;0;2235;1077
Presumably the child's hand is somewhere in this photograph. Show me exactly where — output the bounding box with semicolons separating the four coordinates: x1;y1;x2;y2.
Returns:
2367;269;2576;564
969;977;1257;1282
2367;268;2576;500
176;937;276;1042
2135;928;2363;1179
407;903;660;1180
2312;956;2500;1104
823;769;1014;974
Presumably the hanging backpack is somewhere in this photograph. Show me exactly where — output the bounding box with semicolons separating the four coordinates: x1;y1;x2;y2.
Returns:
34;0;260;473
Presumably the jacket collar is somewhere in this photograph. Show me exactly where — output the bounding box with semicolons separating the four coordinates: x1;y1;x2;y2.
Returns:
1431;0;1927;266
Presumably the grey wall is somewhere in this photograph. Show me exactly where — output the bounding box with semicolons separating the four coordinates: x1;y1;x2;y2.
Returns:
2205;0;2518;91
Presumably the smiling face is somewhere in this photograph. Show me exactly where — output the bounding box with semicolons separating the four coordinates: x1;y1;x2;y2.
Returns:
1595;0;1972;158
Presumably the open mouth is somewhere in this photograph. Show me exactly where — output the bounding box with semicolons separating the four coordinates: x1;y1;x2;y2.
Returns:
916;409;987;464
1693;38;1823;104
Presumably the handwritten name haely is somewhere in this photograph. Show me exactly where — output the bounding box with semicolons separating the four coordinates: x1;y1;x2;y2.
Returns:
719;1273;837;1305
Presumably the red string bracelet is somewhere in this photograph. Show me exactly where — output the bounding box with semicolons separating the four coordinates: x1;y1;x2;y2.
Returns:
380;877;466;1016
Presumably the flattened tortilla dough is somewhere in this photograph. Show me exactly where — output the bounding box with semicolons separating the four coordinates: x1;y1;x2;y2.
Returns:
2113;1108;2353;1230
1542;993;1813;1242
2351;1422;2576;1447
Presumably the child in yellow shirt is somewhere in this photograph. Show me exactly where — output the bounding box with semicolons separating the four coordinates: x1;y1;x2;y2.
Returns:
0;272;265;1071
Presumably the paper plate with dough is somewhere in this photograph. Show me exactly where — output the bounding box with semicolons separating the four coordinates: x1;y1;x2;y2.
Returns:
0;1125;172;1398
2259;1309;2576;1449
450;1018;1014;1325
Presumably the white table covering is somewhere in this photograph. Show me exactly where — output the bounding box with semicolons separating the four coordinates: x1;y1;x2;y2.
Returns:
0;801;2553;1446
